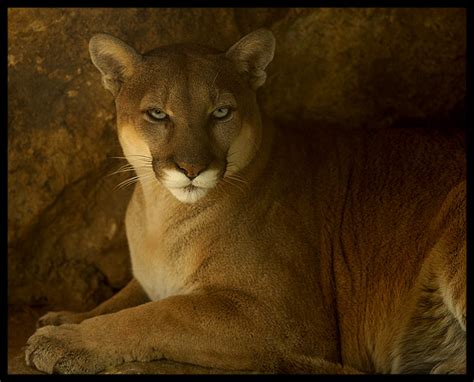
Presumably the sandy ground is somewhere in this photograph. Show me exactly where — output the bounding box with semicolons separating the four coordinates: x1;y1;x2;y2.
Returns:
7;305;255;375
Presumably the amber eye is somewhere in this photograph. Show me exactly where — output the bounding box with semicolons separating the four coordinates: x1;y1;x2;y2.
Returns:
212;107;230;119
146;109;168;122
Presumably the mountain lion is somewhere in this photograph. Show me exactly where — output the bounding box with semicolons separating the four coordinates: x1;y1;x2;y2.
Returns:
25;29;466;374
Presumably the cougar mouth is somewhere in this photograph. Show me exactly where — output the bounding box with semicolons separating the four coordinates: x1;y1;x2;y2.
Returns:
161;168;221;203
168;184;209;204
183;185;198;192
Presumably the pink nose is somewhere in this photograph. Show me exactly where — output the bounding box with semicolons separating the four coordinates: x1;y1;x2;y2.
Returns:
175;162;207;179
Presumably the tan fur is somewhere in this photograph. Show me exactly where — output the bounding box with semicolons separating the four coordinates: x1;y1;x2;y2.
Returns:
26;29;466;374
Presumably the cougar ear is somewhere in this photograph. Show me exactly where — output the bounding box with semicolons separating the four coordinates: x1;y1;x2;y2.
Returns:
225;28;275;90
89;33;142;96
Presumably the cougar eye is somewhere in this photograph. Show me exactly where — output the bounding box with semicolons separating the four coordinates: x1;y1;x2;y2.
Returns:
145;109;168;122
212;107;230;119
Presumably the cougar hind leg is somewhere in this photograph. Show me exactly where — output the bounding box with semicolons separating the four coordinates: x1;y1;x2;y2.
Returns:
391;182;466;374
391;280;465;374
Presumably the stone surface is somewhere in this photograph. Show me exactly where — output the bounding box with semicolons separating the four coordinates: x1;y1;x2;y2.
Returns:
262;8;466;129
9;162;132;310
7;8;465;374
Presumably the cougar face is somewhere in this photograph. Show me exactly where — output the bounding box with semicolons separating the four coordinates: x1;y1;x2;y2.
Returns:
90;31;275;203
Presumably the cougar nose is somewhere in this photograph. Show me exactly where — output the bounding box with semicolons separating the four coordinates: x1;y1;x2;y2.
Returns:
174;162;207;180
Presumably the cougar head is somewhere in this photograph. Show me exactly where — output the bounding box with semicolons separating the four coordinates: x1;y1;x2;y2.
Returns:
89;29;275;203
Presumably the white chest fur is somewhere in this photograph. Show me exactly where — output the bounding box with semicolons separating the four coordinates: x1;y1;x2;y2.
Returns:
125;186;193;301
131;242;188;301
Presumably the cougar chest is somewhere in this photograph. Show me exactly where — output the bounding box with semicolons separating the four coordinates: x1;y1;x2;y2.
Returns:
126;189;196;301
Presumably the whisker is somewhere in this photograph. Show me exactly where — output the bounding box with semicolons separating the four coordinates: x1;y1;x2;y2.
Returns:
227;177;250;193
108;155;153;163
106;168;135;177
107;164;153;177
114;180;138;191
228;171;246;179
115;179;138;190
226;179;249;191
226;174;248;185
106;164;135;176
114;163;135;171
114;173;154;190
222;178;246;195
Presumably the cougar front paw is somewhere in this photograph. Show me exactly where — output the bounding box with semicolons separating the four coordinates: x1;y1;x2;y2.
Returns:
25;324;118;374
37;311;87;328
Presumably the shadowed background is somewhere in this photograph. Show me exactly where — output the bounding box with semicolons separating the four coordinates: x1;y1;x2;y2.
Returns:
7;7;465;374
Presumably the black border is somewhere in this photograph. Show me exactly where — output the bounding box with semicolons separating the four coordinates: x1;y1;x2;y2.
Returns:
465;3;472;381
4;2;472;380
3;1;472;8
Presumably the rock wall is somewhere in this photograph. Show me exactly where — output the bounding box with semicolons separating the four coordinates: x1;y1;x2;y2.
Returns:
7;8;466;309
